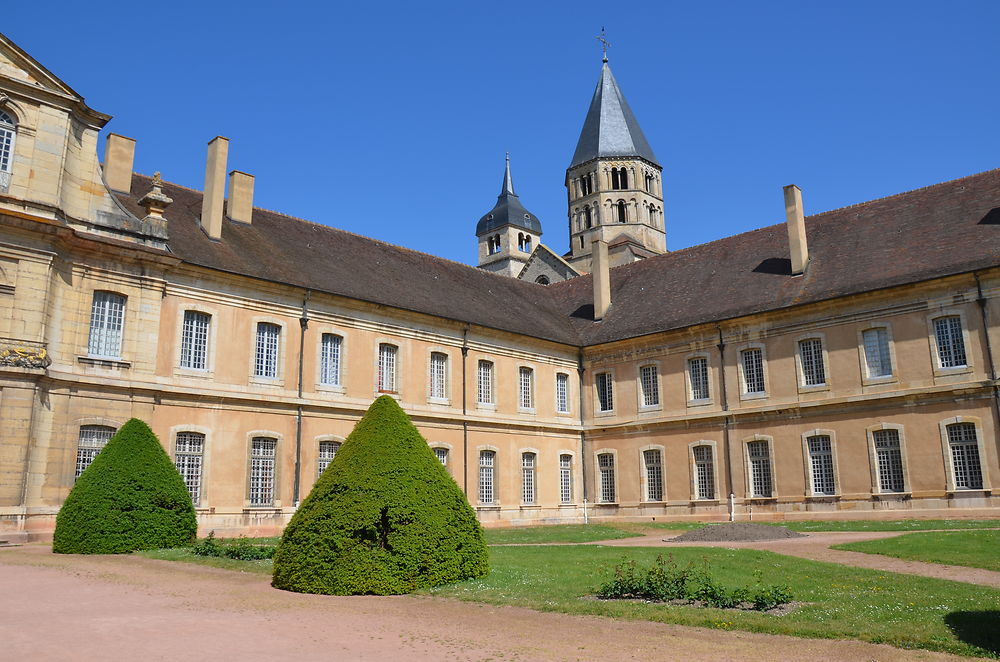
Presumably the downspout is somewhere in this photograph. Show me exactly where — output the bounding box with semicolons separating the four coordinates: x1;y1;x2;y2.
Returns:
974;273;1000;457
717;326;735;521
461;325;470;497
577;350;588;523
292;290;311;507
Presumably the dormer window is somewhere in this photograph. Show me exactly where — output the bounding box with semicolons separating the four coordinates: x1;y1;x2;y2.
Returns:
0;110;16;193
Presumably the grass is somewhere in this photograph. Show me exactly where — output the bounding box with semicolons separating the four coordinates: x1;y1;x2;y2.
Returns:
775;519;1000;533
834;530;1000;572
484;524;635;544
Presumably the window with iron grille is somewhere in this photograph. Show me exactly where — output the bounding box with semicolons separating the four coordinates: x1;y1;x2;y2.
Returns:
519;367;534;410
872;429;904;492
639;365;659;407
175;432;205;505
254;322;280;378
478;360;494;405
319;334;342;385
0;110;15;191
807;435;836;495
180;311;210;370
798;338;826;386
596;372;614;412
555;373;570;413
693;445;715;499
643;449;664;501
521;452;536;504
75;425;115;479
430;352;448;399
947;423;983;489
378;343;397;392
740;348;765;394
434;447;448;467
249;437;276;506
862;328;892;378
934;317;967;368
559;454;573;503
317;440;341;477
88;291;126;358
478;450;495;504
747;440;773;498
688;357;710;400
598;453;616;503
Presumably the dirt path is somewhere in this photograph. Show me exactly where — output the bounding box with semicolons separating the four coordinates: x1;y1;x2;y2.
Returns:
0;545;979;662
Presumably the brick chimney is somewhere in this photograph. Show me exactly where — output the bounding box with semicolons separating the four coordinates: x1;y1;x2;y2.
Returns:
592;239;612;320
103;134;135;193
227;170;254;224
783;184;809;276
200;136;229;240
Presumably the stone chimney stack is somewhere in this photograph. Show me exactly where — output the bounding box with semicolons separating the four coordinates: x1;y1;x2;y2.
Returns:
592;239;612;320
103;133;136;193
227;170;254;224
201;136;229;240
783;184;809;276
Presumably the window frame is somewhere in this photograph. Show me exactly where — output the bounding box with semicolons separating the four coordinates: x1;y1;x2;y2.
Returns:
0;108;17;192
87;290;127;360
173;428;208;507
640;445;666;503
858;324;897;385
795;334;830;391
315;434;344;479
595;449;618;504
637;363;661;410
74;423;117;481
802;429;840;497
685;353;713;406
939;417;989;492
689;441;719;501
376;341;400;395
175;305;216;376
595;370;615;414
249;318;285;384
518;365;535;413
317;331;345;391
743;435;775;499
737;344;768;400
476;359;495;409
520;449;538;505
246;431;281;508
427;350;451;405
558;451;575;505
554;371;571;415
865;423;909;495
477;447;499;506
430;442;452;473
929;311;973;376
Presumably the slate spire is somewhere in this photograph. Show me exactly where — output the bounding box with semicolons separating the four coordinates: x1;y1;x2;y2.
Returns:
476;154;542;236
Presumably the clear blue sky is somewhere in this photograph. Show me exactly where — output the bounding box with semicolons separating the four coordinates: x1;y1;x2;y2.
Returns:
11;1;1000;264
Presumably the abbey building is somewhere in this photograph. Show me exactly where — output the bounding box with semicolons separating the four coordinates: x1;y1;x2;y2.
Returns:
0;32;997;540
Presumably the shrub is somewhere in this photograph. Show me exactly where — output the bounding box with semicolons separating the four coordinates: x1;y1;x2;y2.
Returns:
53;418;197;554
272;396;489;595
192;532;276;560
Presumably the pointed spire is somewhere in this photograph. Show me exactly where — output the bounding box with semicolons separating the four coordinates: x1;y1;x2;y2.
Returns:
501;151;515;195
476;154;542;237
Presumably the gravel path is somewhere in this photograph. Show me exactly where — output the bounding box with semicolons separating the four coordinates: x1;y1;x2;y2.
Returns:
0;545;981;662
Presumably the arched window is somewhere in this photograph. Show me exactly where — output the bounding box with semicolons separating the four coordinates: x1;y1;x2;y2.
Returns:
535;275;550;285
610;167;621;190
616;200;627;223
0;109;16;192
619;168;628;189
488;234;501;254
522;235;531;252
584;205;592;228
645;173;653;192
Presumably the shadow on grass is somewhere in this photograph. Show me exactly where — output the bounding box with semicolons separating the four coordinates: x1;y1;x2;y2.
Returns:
945;610;1000;655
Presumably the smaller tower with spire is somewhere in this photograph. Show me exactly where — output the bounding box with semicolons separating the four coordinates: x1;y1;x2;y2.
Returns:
476;154;543;277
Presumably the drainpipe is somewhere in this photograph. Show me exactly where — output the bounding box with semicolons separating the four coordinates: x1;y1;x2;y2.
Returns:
461;325;470;497
717;326;735;522
974;273;1000;458
292;290;310;506
578;350;589;523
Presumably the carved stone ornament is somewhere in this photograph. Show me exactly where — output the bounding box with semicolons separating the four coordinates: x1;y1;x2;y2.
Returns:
0;346;51;369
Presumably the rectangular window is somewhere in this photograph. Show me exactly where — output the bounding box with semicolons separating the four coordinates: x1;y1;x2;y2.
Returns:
639;365;659;407
862;328;892;378
559;454;573;504
948;423;983;489
596;372;614;412
429;352;448;399
88;291;126;358
249;437;276;506
872;429;904;492
521;452;536;504
519;367;534;410
747;440;773;498
179;311;210;370
807;435;836;495
317;440;341;478
934;316;968;368
555;373;570;413
477;360;494;405
643;449;664;501
688;357;710;401
175;432;205;506
434;447;448;466
378;343;397;392
0;124;13;174
740;348;765;394
798;338;826;386
75;425;115;479
478;450;495;504
319;334;342;386
693;445;715;499
598;453;616;503
254;322;280;378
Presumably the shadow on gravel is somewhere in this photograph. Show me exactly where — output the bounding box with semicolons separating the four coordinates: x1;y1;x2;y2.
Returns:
945;610;1000;655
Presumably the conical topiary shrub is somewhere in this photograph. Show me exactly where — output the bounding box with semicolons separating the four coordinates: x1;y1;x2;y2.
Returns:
53;418;197;554
272;395;489;594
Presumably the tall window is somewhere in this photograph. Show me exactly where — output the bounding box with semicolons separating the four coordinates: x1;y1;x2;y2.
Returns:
479;450;496;504
559;454;573;503
643;449;664;501
598;453;616;503
746;440;773;498
517;233;532;252
596;372;614;412
249;437;277;506
740;348;765;394
477;360;494;404
872;429;904;492
693;445;715;500
519;367;534;410
688;357;710;401
644;173;653;192
934;316;967;368
584;205;592;228
320;334;342;386
862;328;892;378
180;311;210;370
434;447;449;467
798;338;826;386
521;452;536;504
317;440;341;477
555;372;570;413
429;352;448;399
88;291;126;358
488;234;501;254
0;110;15;191
378;343;398;392
807;435;836;495
175;432;205;506
581;173;593;195
75;425;115;479
611;167;628;190
947;423;983;489
639;365;659;407
615;199;627;223
254;322;280;378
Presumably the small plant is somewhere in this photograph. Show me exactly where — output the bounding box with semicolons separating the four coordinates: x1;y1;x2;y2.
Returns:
191;532;275;560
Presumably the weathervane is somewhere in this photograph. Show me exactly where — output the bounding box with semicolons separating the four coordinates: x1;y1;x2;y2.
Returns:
596;27;610;63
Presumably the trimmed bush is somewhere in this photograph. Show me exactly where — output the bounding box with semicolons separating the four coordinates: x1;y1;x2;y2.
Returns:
272;395;489;594
53;418;197;554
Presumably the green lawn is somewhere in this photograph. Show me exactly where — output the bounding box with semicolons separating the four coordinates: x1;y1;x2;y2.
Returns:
777;519;1000;533
834;530;1000;572
484;524;636;544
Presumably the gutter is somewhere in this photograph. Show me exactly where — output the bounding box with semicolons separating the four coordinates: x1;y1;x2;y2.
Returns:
717;326;736;521
292;289;310;506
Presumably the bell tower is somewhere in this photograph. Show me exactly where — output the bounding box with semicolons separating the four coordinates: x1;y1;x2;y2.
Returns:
476;154;543;277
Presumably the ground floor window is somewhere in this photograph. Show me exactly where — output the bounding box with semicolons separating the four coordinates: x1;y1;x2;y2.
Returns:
75;425;115;480
873;429;905;492
174;431;205;505
249;437;277;506
947;423;983;489
479;450;496;504
559;454;573;503
598;453;616;503
747;440;773;498
643;449;663;501
807;435;836;495
317;440;341;478
693;445;715;500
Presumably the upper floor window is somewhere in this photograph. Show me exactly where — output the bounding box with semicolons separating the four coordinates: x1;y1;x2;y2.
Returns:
180;310;210;370
518;366;534;410
75;425;115;479
488;234;501;254
378;343;398;392
581;173;593;196
477;360;494;405
746;440;773;498
596;372;614;412
429;352;448;399
692;445;715;500
947;423;983;490
254;322;281;378
517;233;532;252
643;449;664;501
615;199;627;223
598;452;616;502
806;435;836;495
320;333;343;386
521;452;537;504
740;348;765;394
175;432;205;506
584;205;593;228
644;173;654;192
798;338;826;386
862;327;892;378
639;364;659;407
317;440;341;477
478;450;496;504
688;357;710;401
611;167;628;190
249;436;277;506
934;316;967;368
872;429;904;493
559;454;573;503
0;109;15;191
88;291;126;359
555;372;570;413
